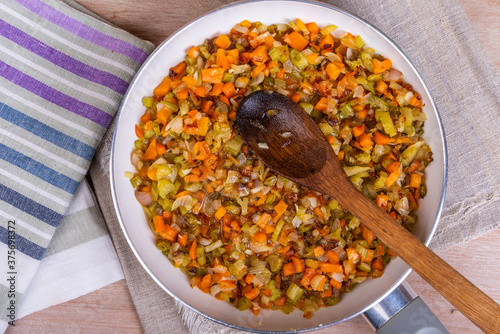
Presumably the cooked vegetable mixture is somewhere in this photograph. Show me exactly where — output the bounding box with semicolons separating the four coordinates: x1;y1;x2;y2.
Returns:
128;19;433;318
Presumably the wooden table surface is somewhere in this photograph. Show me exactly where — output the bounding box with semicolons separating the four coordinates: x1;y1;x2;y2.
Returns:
7;0;500;333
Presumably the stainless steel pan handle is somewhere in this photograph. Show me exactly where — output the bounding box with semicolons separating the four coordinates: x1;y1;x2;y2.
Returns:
363;282;449;334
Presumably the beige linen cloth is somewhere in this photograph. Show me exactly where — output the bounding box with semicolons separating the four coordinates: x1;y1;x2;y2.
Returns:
88;0;500;333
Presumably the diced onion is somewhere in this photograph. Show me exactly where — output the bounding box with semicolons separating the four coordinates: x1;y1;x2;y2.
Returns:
257;142;269;149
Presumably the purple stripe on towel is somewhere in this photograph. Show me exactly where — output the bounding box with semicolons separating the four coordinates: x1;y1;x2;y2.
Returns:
0;19;129;95
0;61;112;128
15;0;149;64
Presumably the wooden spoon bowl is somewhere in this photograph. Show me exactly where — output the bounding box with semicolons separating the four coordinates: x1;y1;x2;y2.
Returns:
237;90;500;333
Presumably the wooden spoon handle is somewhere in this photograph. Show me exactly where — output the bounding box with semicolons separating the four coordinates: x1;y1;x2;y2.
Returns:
337;188;500;333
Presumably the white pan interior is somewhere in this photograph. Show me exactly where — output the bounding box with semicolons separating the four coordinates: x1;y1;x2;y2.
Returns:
110;1;447;332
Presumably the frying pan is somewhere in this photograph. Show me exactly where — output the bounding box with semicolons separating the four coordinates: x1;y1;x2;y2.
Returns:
110;1;448;332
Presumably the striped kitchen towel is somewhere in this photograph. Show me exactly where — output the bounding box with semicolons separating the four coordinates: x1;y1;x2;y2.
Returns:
0;0;154;329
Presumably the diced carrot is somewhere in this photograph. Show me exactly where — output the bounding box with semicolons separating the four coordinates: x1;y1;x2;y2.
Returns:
189;239;197;259
264;223;275;235
177;233;188;247
135;124;144;138
352;124;365;138
202;100;213;113
176;89;189;100
330;278;343;290
300;268;317;289
215;206;227;220
376;243;386;256
284;31;309;51
409;95;423;107
210;82;224;96
337;150;345;161
273;200;288;223
410;173;422;188
291;257;305;273
222;82;235;98
153;76;172;97
291;93;301;103
153;215;165;233
318;33;334;49
143;138;158;160
326;62;340;80
254;194;267;206
156;142;166;156
254;231;267;243
314;97;328;111
362;249;375;263
282;262;296;276
162;211;172;220
202;68;226;84
182;75;197;88
251;63;266;78
307;52;319;64
373;58;392;74
203;182;214;194
346;247;361;263
219;94;230;106
157;108;173;126
363;228;376;245
306;22;319;40
385;169;401;187
193;141;210;160
256;212;272;228
274;296;286;306
375;194;389;208
194;86;206;97
314;206;326;221
196;117;210;136
175;190;192;199
245;273;255;285
200;274;212;289
359;133;373;148
187;46;199;58
326;250;339;264
185;174;200;183
357;107;369;120
216;48;229;69
319;263;343;273
387;248;397;257
376;80;388;94
320;285;333;298
169;61;187;80
372;258;385;271
215;34;231;49
227;48;239;61
314;246;326;257
159;224;177;242
249;45;269;64
386;161;401;173
373;131;394;145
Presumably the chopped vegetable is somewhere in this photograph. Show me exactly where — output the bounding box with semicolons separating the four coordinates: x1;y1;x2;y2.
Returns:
129;18;433;319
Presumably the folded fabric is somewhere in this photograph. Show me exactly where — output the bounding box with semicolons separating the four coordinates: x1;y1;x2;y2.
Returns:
0;0;154;330
88;0;500;333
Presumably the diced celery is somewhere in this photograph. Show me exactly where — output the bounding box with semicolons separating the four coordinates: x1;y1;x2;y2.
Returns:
352;276;368;284
142;97;154;108
267;280;282;302
320;25;337;35
343;166;371;177
354;35;365;49
196;246;206;265
290;49;308;71
367;74;383;82
130;175;142;188
348;217;360;230
225;137;243;156
267;254;283;273
286;283;304;303
198;45;211;60
185;182;203;192
378;110;397;137
157;179;176;198
355;244;368;259
330;228;342;240
300;102;314;115
222;72;234;83
360;51;374;72
356;152;371;165
374;171;388;189
235;297;252;311
357;262;372;273
271;219;286;243
328;199;339;210
325;296;340;306
338;103;354;119
401;141;425;166
320;122;334;136
268;45;290;64
161;101;179;112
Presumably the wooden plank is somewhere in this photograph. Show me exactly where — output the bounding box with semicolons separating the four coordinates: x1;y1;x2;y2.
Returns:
5;1;499;333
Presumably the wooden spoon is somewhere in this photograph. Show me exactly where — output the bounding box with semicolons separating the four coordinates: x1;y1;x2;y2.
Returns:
236;90;500;333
